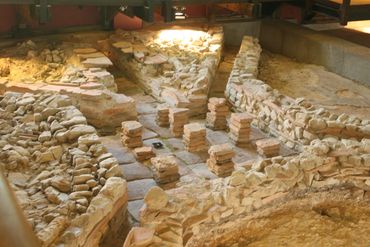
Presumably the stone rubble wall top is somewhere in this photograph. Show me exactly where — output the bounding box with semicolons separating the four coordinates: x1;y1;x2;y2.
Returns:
225;36;370;150
0;92;128;246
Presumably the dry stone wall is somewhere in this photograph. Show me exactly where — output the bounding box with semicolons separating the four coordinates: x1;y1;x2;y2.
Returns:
225;37;370;150
0;92;128;246
107;26;223;117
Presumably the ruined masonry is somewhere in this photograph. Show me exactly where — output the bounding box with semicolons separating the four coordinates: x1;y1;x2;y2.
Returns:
206;97;229;130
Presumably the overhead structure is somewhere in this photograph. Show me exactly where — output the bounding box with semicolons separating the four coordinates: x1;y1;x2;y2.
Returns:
1;0;370;28
311;0;370;24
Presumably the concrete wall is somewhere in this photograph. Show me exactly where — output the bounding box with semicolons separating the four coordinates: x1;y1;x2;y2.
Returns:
222;21;261;46
259;19;370;86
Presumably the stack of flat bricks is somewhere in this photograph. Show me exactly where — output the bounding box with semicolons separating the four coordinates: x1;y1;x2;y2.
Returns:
156;104;169;127
151;156;180;184
229;113;253;147
255;138;280;158
206;98;229;130
207;143;235;177
134;146;155;161
121;121;143;148
183;123;207;152
169;108;189;137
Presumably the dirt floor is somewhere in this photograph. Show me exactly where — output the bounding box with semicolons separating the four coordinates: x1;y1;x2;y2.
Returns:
259;51;370;120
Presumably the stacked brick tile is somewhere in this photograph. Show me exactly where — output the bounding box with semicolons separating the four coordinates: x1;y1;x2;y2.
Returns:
256;138;280;157
207;143;235;177
206;97;229;130
169;108;189;137
121;121;143;148
229;113;253;147
183;123;207;152
156;104;170;127
151;156;180;184
134;146;155;161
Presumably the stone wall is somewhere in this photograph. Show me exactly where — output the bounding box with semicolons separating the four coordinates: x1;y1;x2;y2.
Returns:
0;40;137;132
106;26;223;117
0;92;129;246
225;36;370;150
0;81;137;133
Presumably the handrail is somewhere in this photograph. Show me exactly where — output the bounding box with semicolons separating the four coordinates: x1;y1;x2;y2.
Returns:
0;169;40;247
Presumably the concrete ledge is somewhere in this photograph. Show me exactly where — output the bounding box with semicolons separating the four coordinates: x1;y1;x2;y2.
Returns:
259;20;370;86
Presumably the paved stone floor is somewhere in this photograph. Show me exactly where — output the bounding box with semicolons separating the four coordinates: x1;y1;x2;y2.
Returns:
100;89;297;223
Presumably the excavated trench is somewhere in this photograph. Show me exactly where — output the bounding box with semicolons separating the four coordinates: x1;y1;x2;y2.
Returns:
1;25;370;247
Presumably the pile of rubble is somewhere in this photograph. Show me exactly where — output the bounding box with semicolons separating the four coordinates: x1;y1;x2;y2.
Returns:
0;92;127;246
256;138;280;157
206;97;229;130
169;108;189;137
121;121;143;148
134;146;155;162
207;143;235;177
183;123;208;152
156;104;170;127
229;112;253;147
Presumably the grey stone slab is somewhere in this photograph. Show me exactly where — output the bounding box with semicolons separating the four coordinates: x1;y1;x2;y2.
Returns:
142;128;159;140
177;159;193;177
127;199;144;222
137;102;158;115
188;163;218;180
233;145;259;164
127;179;157;201
249;127;267;142
120;162;153;181
206;129;230;145
99;135;136;164
174;150;208;165
164;138;185;151
138;114;172;138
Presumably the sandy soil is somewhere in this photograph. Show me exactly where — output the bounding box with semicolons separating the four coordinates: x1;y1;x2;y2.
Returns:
188;188;370;247
248;206;370;247
0;39;92;83
259;51;370;120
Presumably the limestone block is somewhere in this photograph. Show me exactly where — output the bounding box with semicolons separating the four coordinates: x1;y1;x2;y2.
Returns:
144;186;168;210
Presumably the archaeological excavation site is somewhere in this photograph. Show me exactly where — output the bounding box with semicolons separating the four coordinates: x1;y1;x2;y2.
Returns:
1;1;370;247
